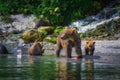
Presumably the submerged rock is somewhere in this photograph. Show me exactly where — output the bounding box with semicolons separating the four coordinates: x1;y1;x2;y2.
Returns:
0;43;9;54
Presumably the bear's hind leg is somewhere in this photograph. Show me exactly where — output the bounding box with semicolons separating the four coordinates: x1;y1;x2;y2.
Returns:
66;46;72;58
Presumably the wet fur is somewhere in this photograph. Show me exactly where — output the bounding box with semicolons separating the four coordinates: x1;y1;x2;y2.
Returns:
84;40;95;55
28;41;44;56
56;28;82;58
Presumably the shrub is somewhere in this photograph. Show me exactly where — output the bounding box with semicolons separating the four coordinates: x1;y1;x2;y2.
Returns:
54;26;65;35
0;0;112;25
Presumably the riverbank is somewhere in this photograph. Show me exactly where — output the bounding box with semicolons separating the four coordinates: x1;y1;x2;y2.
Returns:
0;14;120;57
42;40;120;65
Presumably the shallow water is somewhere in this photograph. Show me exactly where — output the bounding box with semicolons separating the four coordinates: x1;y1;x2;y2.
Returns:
0;54;120;80
0;40;120;80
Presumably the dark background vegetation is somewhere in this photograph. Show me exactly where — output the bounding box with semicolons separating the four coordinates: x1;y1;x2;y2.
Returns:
0;0;119;25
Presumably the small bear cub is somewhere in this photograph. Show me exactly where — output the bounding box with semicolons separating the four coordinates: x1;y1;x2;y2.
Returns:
84;40;95;55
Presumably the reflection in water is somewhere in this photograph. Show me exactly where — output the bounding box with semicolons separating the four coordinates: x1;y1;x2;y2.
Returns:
28;55;35;64
0;55;120;80
16;49;22;65
56;58;81;80
17;49;22;59
84;59;94;80
17;57;22;65
27;56;57;80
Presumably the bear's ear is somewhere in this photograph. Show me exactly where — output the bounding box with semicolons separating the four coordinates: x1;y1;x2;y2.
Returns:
72;28;76;31
71;28;77;33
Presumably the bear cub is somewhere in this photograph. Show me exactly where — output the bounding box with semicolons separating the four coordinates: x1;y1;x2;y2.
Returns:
28;40;45;56
84;40;95;55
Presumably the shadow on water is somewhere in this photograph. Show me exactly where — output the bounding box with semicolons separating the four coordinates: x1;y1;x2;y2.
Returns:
83;55;100;59
0;54;120;80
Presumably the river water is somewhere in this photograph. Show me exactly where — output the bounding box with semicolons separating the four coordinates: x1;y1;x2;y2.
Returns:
0;2;120;79
0;40;120;80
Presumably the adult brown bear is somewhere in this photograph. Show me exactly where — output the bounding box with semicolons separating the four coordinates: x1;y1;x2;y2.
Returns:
84;40;95;55
56;27;82;58
28;41;45;56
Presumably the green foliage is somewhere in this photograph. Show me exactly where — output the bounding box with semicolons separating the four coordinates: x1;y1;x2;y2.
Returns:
80;33;87;38
44;36;56;44
37;26;54;35
117;4;120;13
0;15;14;23
54;26;65;35
0;0;110;25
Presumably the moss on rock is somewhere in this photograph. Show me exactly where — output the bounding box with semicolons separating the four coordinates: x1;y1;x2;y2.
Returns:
37;26;54;35
44;35;57;44
20;29;47;42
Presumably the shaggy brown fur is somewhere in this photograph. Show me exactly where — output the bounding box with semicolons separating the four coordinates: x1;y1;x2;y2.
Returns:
28;41;44;56
56;28;82;58
84;40;95;55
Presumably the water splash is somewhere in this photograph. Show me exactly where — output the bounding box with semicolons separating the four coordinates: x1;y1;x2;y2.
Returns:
69;7;120;33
